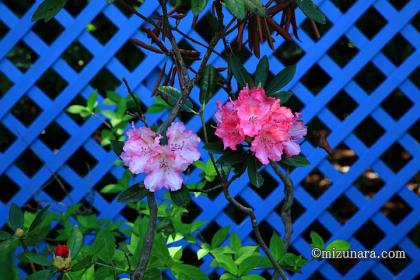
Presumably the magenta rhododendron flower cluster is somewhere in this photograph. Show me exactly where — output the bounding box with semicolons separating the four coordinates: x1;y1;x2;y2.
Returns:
215;85;307;165
121;122;200;192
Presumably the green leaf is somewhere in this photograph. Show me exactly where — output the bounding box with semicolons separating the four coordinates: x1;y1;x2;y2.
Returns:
31;0;67;22
296;0;326;24
244;0;266;17
0;238;18;280
28;205;50;232
211;226;230;249
191;0;209;15
101;184;126;194
247;157;264;188
93;230;115;263
223;0;246;19
157;86;194;113
211;253;237;274
203;141;224;154
87;91;98;110
67;105;87;115
228;54;253;88
265;65;296;94
325;240;350;251
0;230;11;241
200;65;218;105
238;255;262;275
241;275;266;280
147;96;171;114
269;232;285;261
24;252;51;267
267;91;293;104
71;256;93;271
144;268;162;280
254;56;269;87
117;184;148;203
281;155;310;167
110;140;124;157
230;232;242;252
197;248;210;260
27;269;51;280
217;150;247;166
170;187;191;208
171;263;208;280
67;226;83;258
310;231;324;250
9;203;23;230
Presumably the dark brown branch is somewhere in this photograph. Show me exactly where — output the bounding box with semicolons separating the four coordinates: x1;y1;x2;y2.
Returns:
131;193;157;280
122;78;147;127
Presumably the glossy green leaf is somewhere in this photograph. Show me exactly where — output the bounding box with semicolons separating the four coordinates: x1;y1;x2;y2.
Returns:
67;105;88;115
238;255;262;275
110;140;124;157
31;0;67;22
93;230;115;263
267;91;293;104
230;232;242;252
325;240;350;251
228;54;253;88
310;231;324;250
171;263;208;280
9;203;23;230
254;56;269;87
211;226;230;249
0;230;11;241
241;275;266;280
265;65;296;94
24;252;51;267
197;248;210;260
244;0;266;17
203;141;224;154
247;157;264;188
281;155;310;167
67;226;83;258
117;184;148;203
223;0;246;19
87;91;98;110
200;65;218;105
191;0;209;15
101;184;126;194
27;269;51;280
269;232;285;261
157;86;194;112
170;187;191;208
217;150;246;166
296;0;326;24
28;205;50;232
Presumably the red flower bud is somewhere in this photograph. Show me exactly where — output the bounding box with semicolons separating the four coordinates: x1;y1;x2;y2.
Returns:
54;244;70;258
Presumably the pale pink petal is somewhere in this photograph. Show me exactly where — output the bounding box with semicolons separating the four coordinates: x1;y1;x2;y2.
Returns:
144;169;165;192
165;171;183;191
283;141;301;156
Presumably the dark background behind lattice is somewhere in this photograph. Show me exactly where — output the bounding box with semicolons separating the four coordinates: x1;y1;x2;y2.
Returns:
0;0;419;279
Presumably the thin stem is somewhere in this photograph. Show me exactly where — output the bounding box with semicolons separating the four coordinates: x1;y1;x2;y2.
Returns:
199;110;222;180
270;162;294;250
188;183;223;193
96;262;129;273
131;193;158;280
21;239;36;273
122;78;148;126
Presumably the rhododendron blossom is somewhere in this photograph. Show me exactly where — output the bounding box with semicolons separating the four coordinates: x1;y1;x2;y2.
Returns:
121;122;200;192
215;85;307;165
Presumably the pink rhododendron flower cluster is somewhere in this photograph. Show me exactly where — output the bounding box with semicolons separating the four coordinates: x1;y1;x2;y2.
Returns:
215;86;307;165
121;122;200;192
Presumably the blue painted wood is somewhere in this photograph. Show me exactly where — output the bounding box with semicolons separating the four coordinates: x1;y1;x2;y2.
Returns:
0;0;419;279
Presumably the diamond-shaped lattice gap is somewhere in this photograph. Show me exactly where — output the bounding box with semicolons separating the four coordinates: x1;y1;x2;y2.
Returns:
0;20;9;40
0;174;20;203
327;90;358;121
78;198;100;215
93;173;118;203
224;195;249;224
0;123;16;153
252;170;277;199
361;272;379;280
300;64;331;95
328;194;359;224
62;40;93;72
0;71;14;98
32;18;64;45
303;220;331;244
407;224;420;247
274;40;305;66
222;40;252;63
327;254;358;275
380;142;412;173
327;35;359;67
2;0;35;18
120;205;139;223
116;41;145;71
183;199;203;223
64;0;89;17
329;142;359;173
15;148;43;177
354;220;385;249
39;122;70;153
381;195;412;225
354;62;386;94
354;168;385;198
381;89;413;120
286;94;305;112
275;197;306;221
330;0;356;12
301;17;333;41
301;168;332;199
382;33;415;66
90;67;120;95
411;13;420;32
407;120;419;142
200;221;220;244
307;116;331;147
409;66;419;88
354;116;385;147
43;175;73;202
66;147;98;177
380;246;412;275
89;13;118;45
308;271;327;280
11;96;42;127
407;173;419;196
196;12;218;43
6;41;39;73
389;0;409;11
181;246;204;267
36;68;68;99
355;7;387;40
250;220;273;245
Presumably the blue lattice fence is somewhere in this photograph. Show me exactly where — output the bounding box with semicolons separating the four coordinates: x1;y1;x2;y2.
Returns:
0;0;419;279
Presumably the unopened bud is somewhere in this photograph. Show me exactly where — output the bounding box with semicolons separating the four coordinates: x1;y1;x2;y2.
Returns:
53;244;71;271
15;228;24;237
